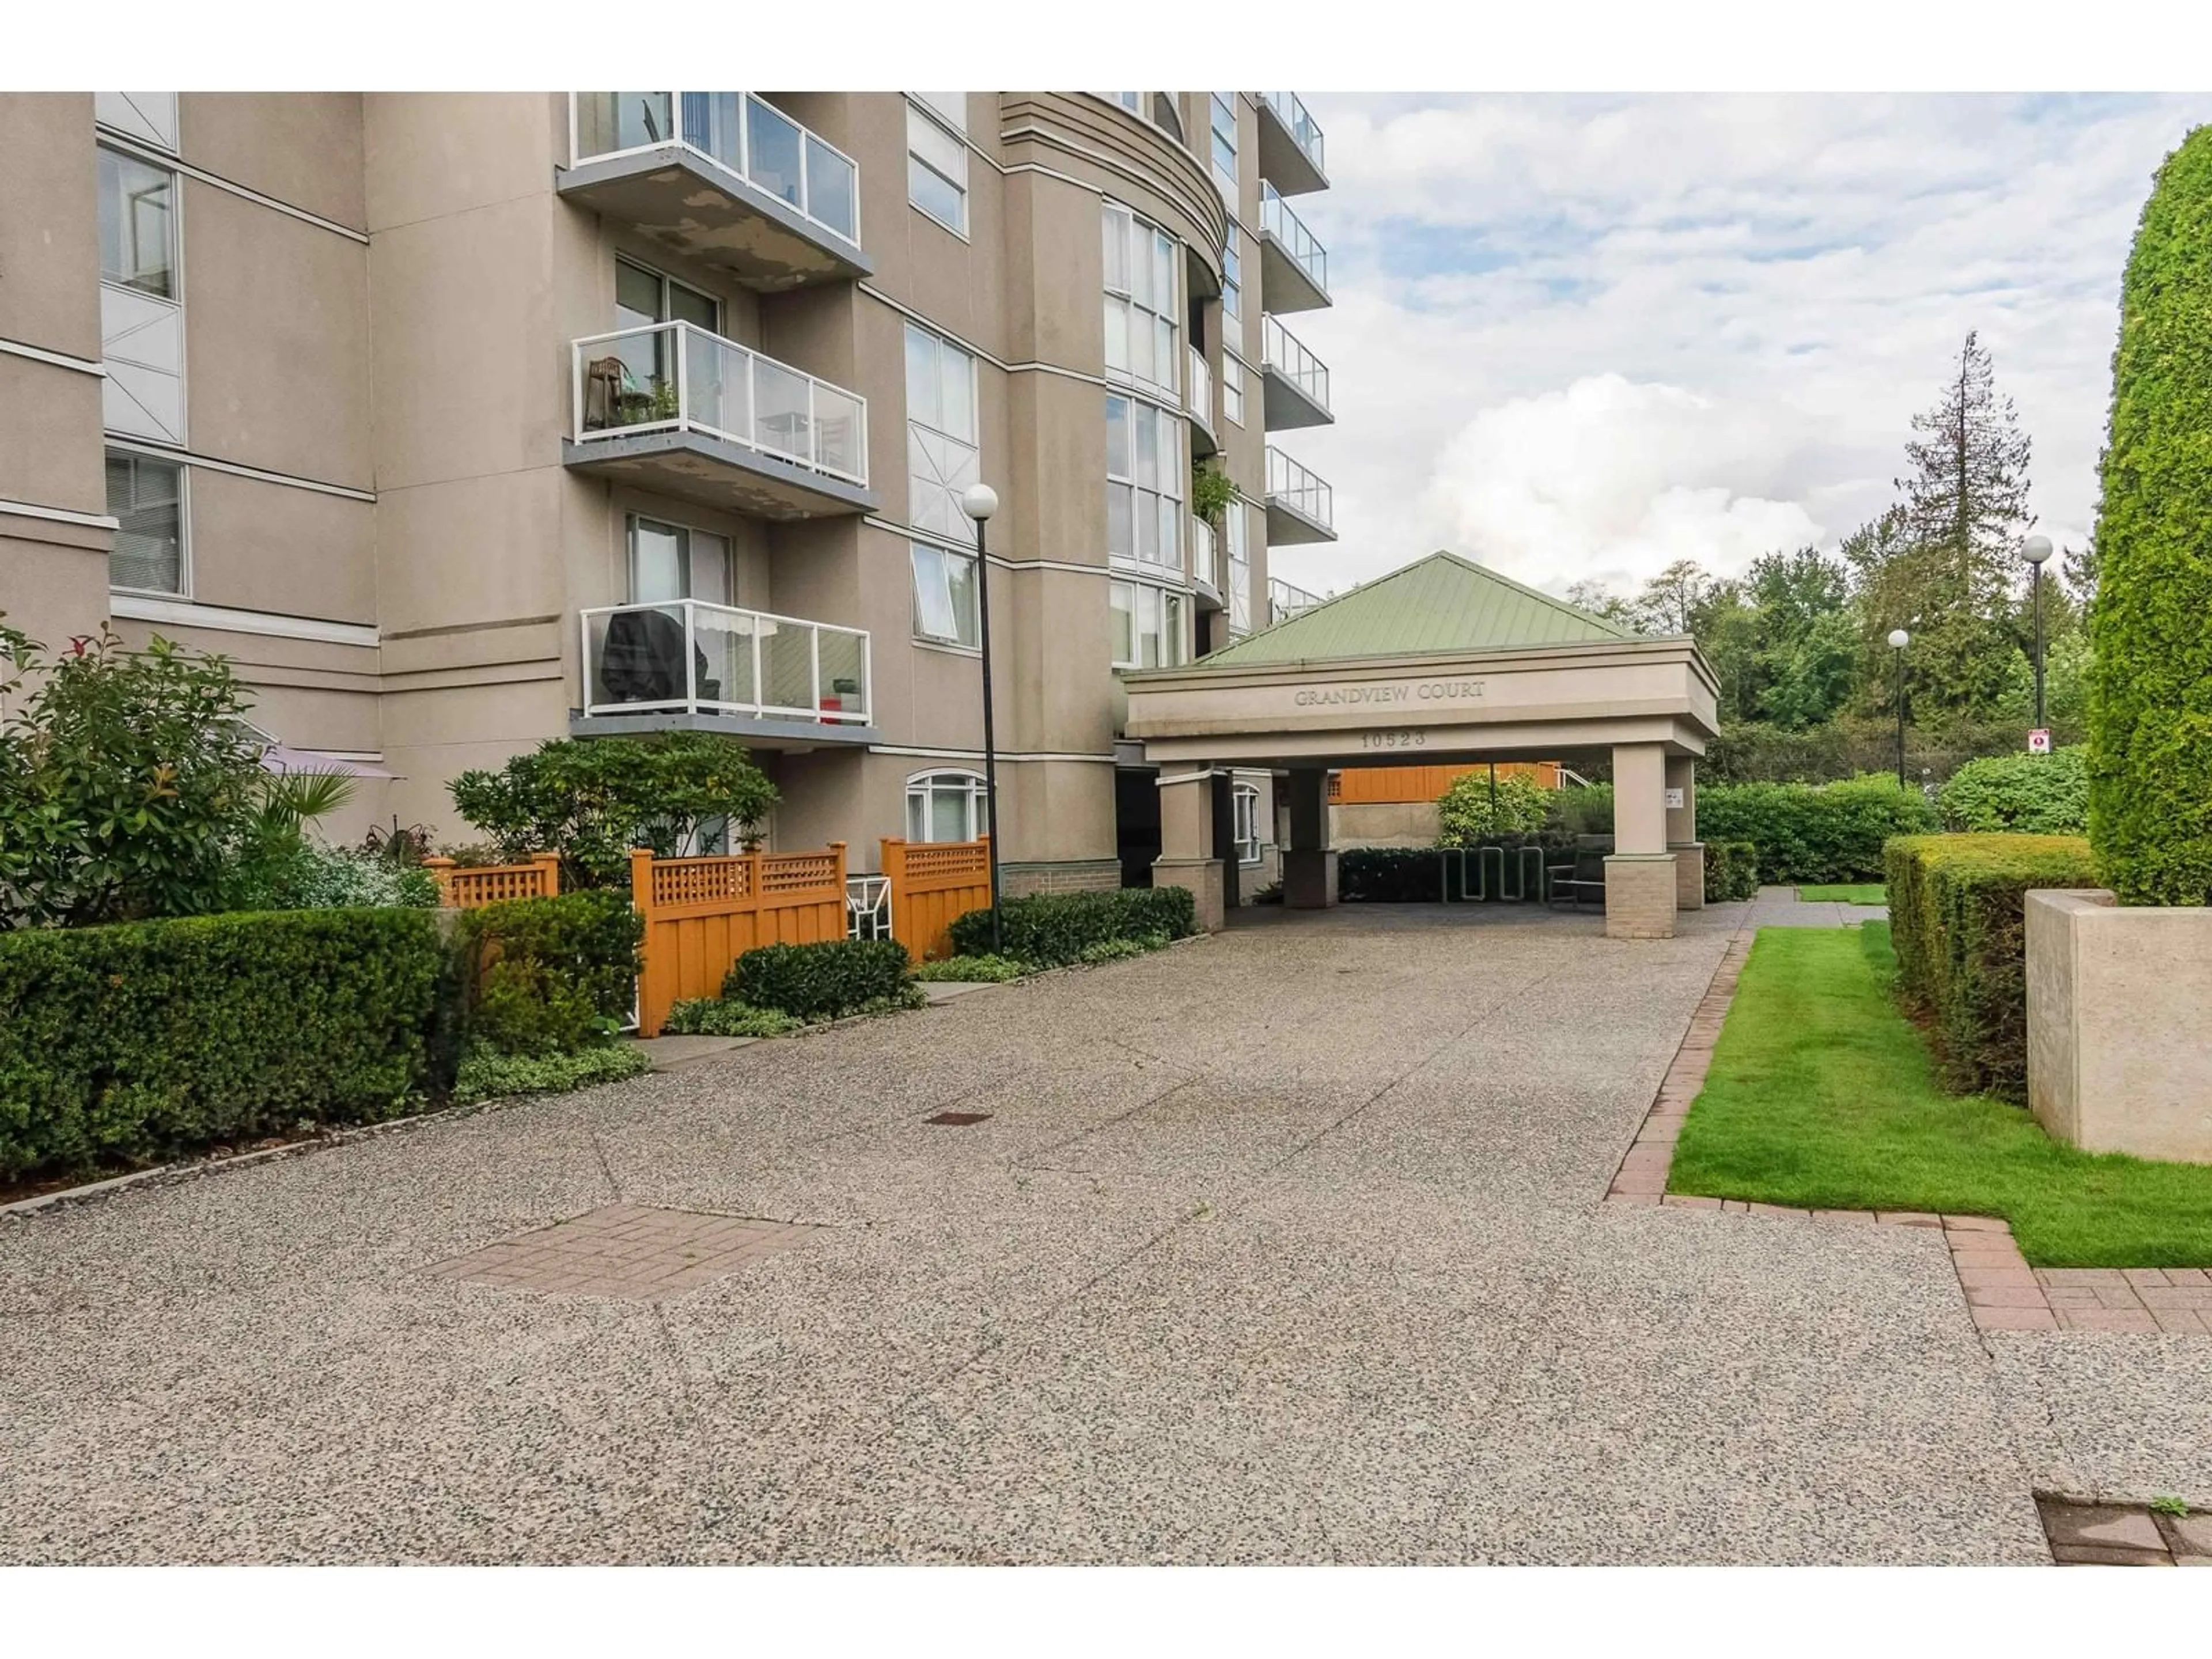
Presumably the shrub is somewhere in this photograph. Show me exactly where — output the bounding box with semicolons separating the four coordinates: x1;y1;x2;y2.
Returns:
452;1042;652;1104
1697;775;1937;884
0;908;445;1181
1436;771;1551;846
448;733;779;890
661;998;805;1037
729;938;912;1021
1079;933;1171;964
1938;746;2089;835
1703;840;1761;903
453;891;643;1056
1340;847;1449;902
243;839;441;911
2087;126;2212;906
949;887;1196;967
1546;785;1615;839
1885;833;2103;1099
910;954;1026;983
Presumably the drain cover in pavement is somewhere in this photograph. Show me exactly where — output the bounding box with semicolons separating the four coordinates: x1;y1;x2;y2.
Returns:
426;1203;813;1300
925;1111;993;1126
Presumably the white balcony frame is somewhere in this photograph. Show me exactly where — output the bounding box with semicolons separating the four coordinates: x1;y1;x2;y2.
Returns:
1262;314;1330;412
1259;92;1327;175
579;599;874;725
1260;183;1329;295
1266;446;1334;529
567;92;863;251
571;321;870;488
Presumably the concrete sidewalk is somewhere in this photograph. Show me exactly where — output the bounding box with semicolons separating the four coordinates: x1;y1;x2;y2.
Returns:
0;901;2196;1562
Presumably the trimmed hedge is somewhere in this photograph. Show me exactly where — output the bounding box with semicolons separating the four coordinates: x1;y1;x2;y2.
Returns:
1340;847;1450;902
1697;776;1937;884
452;890;643;1057
1703;840;1761;903
2088;126;2212;906
1885;833;2102;1100
949;886;1196;967
1938;746;2089;835
0;908;445;1181
729;938;911;1021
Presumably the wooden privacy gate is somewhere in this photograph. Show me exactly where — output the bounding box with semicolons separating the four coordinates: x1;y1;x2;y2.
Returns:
881;836;991;964
630;843;848;1035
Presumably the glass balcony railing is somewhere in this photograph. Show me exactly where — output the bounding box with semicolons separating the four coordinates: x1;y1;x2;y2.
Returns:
1260;183;1328;296
573;321;868;486
570;92;860;247
1266;446;1334;530
581;599;871;725
1262;315;1330;413
1186;346;1213;427
1260;92;1326;176
1269;575;1325;624
1191;514;1218;589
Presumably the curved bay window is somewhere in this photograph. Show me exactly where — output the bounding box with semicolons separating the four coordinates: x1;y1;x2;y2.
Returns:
906;770;987;843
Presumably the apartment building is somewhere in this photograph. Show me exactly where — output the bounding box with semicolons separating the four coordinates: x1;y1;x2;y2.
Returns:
0;90;1337;902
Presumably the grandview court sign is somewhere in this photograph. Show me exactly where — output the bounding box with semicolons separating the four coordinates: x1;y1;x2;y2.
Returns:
1291;679;1487;707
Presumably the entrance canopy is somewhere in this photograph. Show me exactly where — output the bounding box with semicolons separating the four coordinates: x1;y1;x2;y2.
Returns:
1124;551;1719;768
1123;552;1722;940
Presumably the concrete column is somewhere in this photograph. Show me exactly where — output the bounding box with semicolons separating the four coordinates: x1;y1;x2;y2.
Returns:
1152;767;1225;932
1605;742;1676;939
1281;766;1338;910
1665;753;1703;911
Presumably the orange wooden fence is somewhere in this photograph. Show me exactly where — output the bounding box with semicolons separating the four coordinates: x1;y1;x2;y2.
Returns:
882;836;992;964
1330;762;1562;805
630;843;848;1036
423;851;561;908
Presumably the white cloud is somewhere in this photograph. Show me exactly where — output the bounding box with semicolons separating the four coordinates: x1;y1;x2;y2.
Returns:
1261;93;2212;603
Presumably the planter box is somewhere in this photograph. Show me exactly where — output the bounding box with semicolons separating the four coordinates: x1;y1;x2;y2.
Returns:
2026;889;2212;1163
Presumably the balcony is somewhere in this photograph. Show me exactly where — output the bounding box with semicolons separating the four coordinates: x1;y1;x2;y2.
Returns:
1269;575;1325;624
1265;446;1335;545
1262;315;1331;430
1259;183;1330;313
1190;514;1222;611
574;600;877;749
565;321;876;519
562;92;872;290
1256;92;1328;196
1185;345;1218;457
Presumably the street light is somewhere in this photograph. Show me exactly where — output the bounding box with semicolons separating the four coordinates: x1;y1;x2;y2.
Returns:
1888;627;1911;789
960;482;1004;955
2023;533;2054;740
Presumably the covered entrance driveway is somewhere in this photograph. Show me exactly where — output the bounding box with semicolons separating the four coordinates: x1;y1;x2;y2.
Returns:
1124;552;1724;940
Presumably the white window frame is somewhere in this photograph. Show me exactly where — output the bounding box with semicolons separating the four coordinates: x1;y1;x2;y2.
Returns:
909;536;980;651
1232;782;1262;866
906;769;988;843
105;444;191;599
1105;392;1185;575
1103;202;1180;398
906;96;969;238
1109;578;1188;672
1226;498;1251;636
1222;354;1245;427
1222;236;1242;324
906;322;980;547
96;92;180;153
97;143;180;302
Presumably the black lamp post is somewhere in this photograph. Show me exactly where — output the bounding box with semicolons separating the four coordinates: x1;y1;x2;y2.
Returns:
2024;533;2054;737
961;482;1004;954
1888;627;1910;788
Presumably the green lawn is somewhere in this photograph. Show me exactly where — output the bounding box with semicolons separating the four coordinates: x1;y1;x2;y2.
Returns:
1669;923;2212;1266
1795;883;1887;905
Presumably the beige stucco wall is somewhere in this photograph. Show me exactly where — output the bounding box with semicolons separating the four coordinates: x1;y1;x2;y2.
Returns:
180;94;366;230
2027;889;2212;1163
188;470;376;623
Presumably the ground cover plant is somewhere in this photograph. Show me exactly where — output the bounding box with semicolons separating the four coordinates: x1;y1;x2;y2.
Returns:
1668;924;2212;1266
661;998;807;1038
453;1044;650;1103
910;954;1026;983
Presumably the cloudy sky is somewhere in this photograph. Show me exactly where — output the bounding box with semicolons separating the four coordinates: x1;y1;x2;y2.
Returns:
1263;93;2211;603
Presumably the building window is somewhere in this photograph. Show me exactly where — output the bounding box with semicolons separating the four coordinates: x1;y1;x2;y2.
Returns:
1226;499;1251;635
610;256;719;407
1109;579;1187;671
628;514;732;605
1222;355;1245;427
106;449;185;596
1103;202;1179;396
1210;93;1238;199
1233;782;1262;865
906;770;987;843
906;96;968;236
1222;238;1241;324
95;92;179;151
907;323;979;546
1105;393;1183;573
910;539;979;649
99;145;175;299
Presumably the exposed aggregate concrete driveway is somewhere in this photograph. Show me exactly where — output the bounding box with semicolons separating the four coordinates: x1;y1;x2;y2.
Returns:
2;902;2199;1563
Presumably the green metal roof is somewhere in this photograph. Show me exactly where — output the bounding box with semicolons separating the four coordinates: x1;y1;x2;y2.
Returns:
1203;551;1632;668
